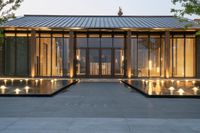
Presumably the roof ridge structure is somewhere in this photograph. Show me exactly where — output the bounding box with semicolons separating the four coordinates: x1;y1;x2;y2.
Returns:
24;14;174;18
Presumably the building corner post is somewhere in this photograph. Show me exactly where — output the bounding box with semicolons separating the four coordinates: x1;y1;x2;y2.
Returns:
126;31;131;78
29;30;36;78
165;31;170;78
69;31;75;78
196;35;200;78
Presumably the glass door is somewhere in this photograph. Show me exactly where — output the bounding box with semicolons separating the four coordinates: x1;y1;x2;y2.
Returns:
114;49;124;76
89;49;100;76
76;49;86;76
101;49;112;77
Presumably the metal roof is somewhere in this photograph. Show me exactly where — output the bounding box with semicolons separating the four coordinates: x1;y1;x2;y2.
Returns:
1;15;200;29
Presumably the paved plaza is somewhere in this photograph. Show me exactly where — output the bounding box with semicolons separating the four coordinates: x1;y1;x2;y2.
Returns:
0;82;200;133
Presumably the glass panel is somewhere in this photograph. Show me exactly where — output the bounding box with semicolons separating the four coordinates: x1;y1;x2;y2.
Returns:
88;38;100;48
114;49;124;76
185;38;195;77
0;37;3;75
89;49;99;75
52;37;63;76
16;37;28;76
5;37;15;75
101;49;111;75
101;38;112;48
138;37;148;77
173;38;184;77
169;38;173;77
131;38;138;76
63;38;70;76
113;38;124;48
40;38;51;76
76;38;87;48
161;39;165;77
149;37;160;77
76;49;86;75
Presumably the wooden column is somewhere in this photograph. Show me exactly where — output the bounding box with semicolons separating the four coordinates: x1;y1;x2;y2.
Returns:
29;30;36;77
126;31;131;78
165;31;170;78
196;36;200;78
69;31;75;78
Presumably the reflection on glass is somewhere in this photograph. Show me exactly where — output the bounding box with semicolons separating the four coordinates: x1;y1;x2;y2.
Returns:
39;38;51;76
149;37;160;77
101;50;111;75
0;37;3;75
63;38;70;77
131;38;138;76
5;37;15;75
89;49;99;75
76;49;86;75
173;38;184;77
115;49;124;76
101;37;112;48
52;38;63;76
138;37;148;77
185;38;195;77
88;38;100;48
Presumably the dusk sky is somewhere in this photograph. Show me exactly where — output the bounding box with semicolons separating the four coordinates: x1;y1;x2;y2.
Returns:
15;0;196;19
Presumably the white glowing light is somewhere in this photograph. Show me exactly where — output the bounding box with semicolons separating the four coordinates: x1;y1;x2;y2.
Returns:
192;80;196;85
192;87;199;95
54;79;57;82
0;85;6;89
14;88;21;94
24;86;30;94
177;88;184;95
51;80;54;83
171;80;174;83
4;80;7;84
161;80;164;84
177;80;180;84
0;85;6;94
169;86;175;91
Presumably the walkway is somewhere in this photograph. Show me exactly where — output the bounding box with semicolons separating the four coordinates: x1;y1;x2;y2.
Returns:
0;82;200;133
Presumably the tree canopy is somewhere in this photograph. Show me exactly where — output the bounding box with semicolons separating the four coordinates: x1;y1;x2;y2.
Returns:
171;0;200;18
0;0;23;24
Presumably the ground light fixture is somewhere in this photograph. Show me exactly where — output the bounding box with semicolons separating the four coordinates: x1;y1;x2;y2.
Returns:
0;85;7;94
24;86;30;94
192;87;199;95
177;88;184;95
14;88;21;94
169;86;175;95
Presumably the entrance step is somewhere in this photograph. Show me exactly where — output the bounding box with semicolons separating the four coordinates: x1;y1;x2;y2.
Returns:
80;79;121;83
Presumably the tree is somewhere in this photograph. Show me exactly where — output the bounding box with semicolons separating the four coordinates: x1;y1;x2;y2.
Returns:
0;0;24;25
171;0;200;35
171;0;200;20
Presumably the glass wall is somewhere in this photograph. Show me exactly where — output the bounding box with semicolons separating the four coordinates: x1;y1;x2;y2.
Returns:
5;36;15;76
35;33;70;77
137;35;149;77
76;33;125;77
0;37;3;76
4;33;28;76
16;35;28;76
170;35;196;77
130;33;196;78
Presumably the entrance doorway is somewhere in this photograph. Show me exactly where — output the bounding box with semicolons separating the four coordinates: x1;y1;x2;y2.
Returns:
76;33;125;78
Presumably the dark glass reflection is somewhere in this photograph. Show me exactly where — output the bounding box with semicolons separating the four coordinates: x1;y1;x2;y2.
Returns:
89;49;99;75
101;49;111;75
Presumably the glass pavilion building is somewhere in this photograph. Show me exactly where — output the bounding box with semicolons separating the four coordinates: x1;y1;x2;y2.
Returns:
0;15;200;79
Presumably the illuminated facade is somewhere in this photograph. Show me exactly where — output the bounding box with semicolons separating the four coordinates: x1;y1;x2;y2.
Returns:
0;15;199;78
